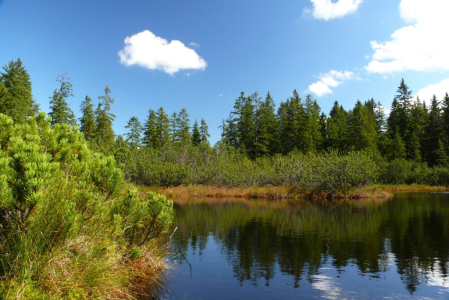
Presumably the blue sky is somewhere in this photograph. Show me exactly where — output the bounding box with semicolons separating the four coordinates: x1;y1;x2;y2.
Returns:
1;0;448;144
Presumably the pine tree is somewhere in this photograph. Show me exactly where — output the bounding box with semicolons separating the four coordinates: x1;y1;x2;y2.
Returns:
276;100;290;154
441;93;449;152
232;92;256;157
191;120;201;146
170;111;179;143
382;128;407;160
406;97;427;162
303;94;323;153
435;139;448;166
254;92;277;156
48;71;77;127
348;100;378;152
424;95;442;166
221;113;239;149
96;85;116;146
156;107;171;148
319;112;328;150
142;109;158;147
178;108;191;144
199;118;210;145
79;95;96;141
327;101;349;151
287;90;307;153
125;116;143;146
0;58;34;123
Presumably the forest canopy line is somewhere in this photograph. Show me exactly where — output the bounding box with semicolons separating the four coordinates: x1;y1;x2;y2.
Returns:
2;58;449;190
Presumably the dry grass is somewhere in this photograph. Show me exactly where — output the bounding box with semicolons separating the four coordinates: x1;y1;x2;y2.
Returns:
137;184;400;200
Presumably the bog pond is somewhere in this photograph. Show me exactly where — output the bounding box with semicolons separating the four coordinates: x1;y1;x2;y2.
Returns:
162;192;449;299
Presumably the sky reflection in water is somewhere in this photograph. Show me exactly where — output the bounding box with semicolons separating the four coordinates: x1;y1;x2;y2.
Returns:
164;193;449;299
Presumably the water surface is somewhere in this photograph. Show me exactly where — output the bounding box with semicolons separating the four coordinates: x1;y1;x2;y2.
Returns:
164;193;449;299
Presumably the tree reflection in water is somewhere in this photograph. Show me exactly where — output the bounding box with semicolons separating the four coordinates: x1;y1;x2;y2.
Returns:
171;193;449;296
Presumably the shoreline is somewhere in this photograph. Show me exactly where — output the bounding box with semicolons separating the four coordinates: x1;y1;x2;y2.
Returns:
138;184;449;200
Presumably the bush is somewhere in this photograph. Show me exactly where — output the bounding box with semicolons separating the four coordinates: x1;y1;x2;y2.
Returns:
0;113;173;299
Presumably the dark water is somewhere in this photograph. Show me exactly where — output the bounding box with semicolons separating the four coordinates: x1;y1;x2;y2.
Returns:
164;193;449;299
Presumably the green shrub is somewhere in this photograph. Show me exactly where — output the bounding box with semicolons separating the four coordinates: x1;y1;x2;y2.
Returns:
0;113;173;299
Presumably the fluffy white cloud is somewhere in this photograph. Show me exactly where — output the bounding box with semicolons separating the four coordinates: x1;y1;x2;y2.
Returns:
118;30;207;75
366;0;449;74
308;70;355;97
414;78;449;102
305;0;363;21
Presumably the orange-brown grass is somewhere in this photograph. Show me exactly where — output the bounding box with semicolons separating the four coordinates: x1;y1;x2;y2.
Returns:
137;184;395;200
366;184;449;193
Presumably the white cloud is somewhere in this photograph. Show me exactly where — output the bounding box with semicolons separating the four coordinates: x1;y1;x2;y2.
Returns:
189;42;200;47
118;30;207;75
311;275;342;300
308;70;355;97
305;0;363;21
366;0;449;74
414;78;449;102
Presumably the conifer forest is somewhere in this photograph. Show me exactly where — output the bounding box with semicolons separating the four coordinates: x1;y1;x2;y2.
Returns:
2;58;449;191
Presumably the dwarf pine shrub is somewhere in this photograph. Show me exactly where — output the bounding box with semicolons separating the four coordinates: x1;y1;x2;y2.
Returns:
0;113;173;299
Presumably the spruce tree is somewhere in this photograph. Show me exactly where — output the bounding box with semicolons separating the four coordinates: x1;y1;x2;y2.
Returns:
178;108;191;144
96;85;116;146
441;93;449;153
191;120;201;146
48;71;77;127
231;92;256;157
287;90;307;153
79;95;96;141
0;58;34;123
276;100;290;154
156;107;171;148
125;116;143;146
303;94;323;153
170;111;179;143
142;109;158;147
199;118;210;145
327;101;349;151
424;95;442;166
254;92;277;156
348;100;378;152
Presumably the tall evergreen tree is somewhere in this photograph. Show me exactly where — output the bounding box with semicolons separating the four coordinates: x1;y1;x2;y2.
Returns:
276;100;290;154
96;85;116;145
178;108;191;144
221;113;239;150
327;101;349;151
0;58;34;123
254;92;277;156
48;71;77;127
79;95;96;141
199;118;210;145
155;107;171;148
406;97;427;162
125;116;143;146
303;94;323;153
170;111;179;143
191;120;201;146
232;92;256;157
441;93;449;155
286;90;307;153
348;100;378;152
142;109;158;147
424;95;442;166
